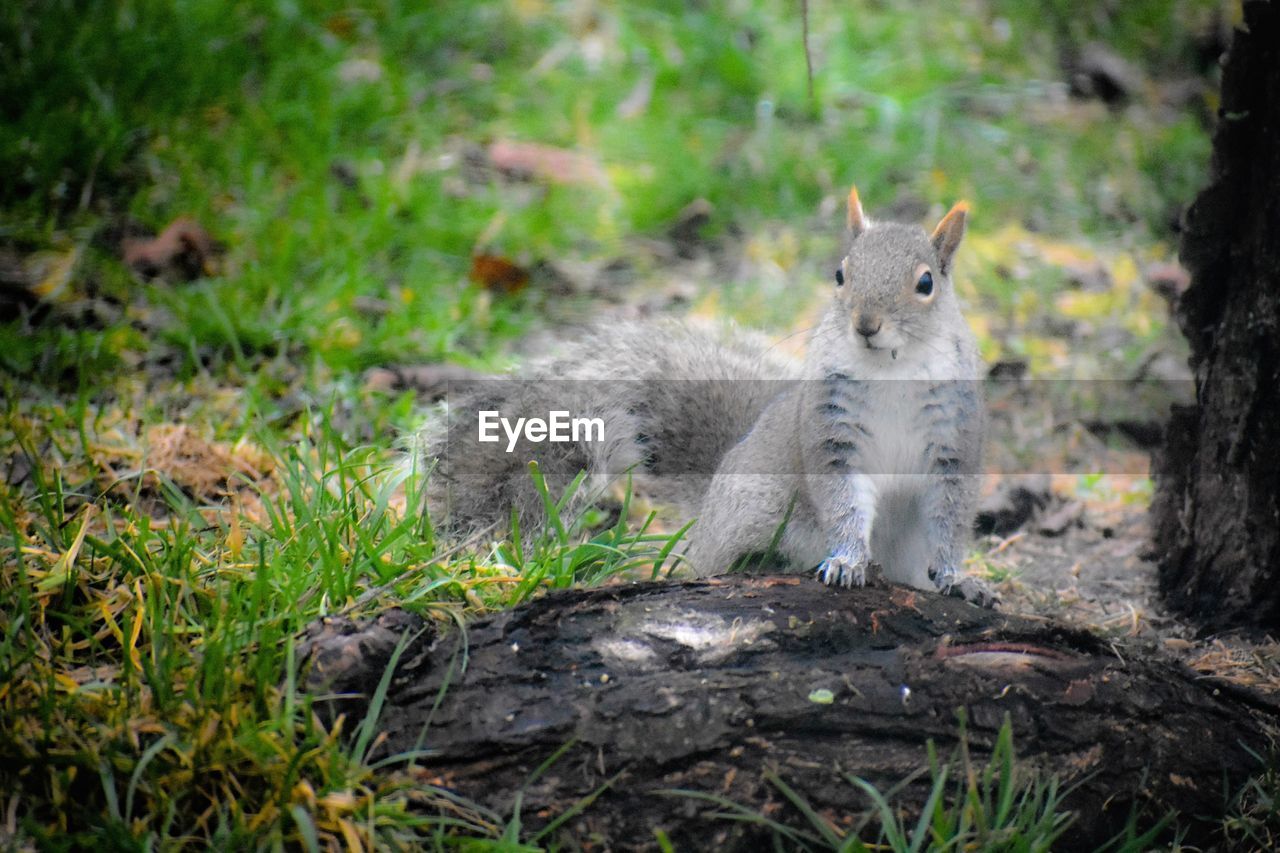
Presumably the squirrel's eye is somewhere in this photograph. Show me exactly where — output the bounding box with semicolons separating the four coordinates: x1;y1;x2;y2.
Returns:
915;270;933;296
834;268;845;286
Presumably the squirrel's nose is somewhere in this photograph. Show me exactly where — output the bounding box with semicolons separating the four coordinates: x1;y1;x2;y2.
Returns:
855;315;882;340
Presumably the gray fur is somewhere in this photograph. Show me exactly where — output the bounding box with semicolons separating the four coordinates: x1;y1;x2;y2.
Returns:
417;320;794;535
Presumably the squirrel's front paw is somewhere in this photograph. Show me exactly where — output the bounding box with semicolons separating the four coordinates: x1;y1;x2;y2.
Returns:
930;566;999;609
817;549;871;588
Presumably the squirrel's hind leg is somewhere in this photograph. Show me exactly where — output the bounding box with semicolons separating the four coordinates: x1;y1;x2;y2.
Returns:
685;472;798;577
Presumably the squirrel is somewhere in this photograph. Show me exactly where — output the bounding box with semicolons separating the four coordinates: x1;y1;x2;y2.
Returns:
415;185;993;606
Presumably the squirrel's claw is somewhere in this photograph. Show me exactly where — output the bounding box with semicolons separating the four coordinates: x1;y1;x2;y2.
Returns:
816;552;869;588
937;574;1000;609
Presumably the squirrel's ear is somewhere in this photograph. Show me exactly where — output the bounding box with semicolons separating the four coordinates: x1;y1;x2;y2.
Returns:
846;185;867;238
931;201;968;275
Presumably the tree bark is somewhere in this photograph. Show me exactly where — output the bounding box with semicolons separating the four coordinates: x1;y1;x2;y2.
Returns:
303;577;1278;850
1151;0;1280;628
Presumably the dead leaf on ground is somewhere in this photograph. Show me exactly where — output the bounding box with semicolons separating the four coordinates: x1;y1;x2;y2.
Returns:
122;217;220;282
0;245;83;313
487;140;607;186
1143;261;1191;304
1067;42;1145;105
97;424;273;503
324;13;357;40
363;363;489;400
145;424;273;500
470;253;530;294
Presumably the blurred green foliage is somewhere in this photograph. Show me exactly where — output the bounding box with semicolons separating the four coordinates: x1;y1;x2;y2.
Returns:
2;0;1220;379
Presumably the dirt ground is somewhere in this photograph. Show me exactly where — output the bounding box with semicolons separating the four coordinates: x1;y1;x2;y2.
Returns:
978;443;1280;699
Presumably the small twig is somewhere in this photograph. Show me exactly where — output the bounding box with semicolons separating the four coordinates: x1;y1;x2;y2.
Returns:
988;531;1025;556
801;0;815;102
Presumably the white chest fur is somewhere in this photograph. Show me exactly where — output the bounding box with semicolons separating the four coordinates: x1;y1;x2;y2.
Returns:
839;333;974;585
844;334;968;481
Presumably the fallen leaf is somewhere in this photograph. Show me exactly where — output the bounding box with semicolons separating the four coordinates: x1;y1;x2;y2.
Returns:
1068;42;1145;105
1143;261;1191;304
324;13;357;39
122;217;219;282
97;424;272;503
487;140;606;186
363;363;488;400
469;253;530;294
0;246;83;313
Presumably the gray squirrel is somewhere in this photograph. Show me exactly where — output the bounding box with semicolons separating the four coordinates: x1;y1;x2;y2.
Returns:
416;186;993;606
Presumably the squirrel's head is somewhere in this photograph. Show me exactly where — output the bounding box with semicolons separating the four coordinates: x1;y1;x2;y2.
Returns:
831;185;968;358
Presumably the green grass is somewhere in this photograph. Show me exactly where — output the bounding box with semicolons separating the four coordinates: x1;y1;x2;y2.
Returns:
0;0;1253;847
3;0;1216;377
0;402;686;847
665;713;1185;852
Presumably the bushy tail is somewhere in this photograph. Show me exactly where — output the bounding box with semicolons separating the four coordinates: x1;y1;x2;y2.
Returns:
414;319;795;536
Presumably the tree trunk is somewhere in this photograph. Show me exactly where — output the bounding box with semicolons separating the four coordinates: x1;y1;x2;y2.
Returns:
303;577;1277;850
1151;0;1280;628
